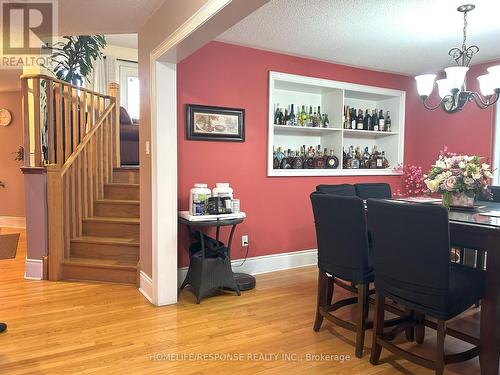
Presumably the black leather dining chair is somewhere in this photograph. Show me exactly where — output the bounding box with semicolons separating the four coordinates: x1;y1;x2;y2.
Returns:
316;183;356;196
367;199;485;375
354;183;392;199
310;192;373;358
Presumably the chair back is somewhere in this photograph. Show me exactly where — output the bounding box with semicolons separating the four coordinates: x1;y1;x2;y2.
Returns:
354;183;392;199
310;193;372;283
366;199;451;316
316;184;356;196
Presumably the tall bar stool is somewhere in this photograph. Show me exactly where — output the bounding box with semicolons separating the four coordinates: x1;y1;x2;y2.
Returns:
310;193;374;358
367;199;485;375
316;183;356;196
354;183;392;199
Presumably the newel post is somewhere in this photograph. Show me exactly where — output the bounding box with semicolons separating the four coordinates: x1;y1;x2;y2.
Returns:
108;83;121;168
46;164;64;281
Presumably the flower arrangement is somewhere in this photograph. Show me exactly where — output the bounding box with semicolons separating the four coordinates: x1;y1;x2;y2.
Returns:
393;164;427;197
424;147;492;206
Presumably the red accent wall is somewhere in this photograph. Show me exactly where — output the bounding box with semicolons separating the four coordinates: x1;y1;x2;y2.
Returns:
177;41;497;267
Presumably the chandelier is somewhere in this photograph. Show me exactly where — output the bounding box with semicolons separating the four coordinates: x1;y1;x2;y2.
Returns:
414;4;500;113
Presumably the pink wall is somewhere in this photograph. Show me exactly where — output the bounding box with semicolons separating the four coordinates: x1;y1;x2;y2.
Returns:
0;91;25;217
177;42;424;267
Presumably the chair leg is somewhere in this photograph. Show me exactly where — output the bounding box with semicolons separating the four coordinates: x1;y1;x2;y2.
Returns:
435;320;446;375
326;274;334;305
313;271;329;332
415;312;426;344
370;293;385;365
355;283;368;358
405;309;415;342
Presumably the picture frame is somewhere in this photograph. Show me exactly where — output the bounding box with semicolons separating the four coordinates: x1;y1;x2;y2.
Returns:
186;104;245;142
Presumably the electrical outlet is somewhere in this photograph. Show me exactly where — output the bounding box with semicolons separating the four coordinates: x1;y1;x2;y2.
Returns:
241;235;249;247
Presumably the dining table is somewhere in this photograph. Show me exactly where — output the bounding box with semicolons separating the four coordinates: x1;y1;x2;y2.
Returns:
397;198;500;375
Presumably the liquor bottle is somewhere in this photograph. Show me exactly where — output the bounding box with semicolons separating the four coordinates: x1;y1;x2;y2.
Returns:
385;111;392;132
378;110;385;131
343;147;350;169
372;110;379;131
292;147;304;169
308;106;313;126
283;108;289;125
273;147;280;169
344;106;350;129
314;145;325;168
326;149;339;169
351;147;360;169
289;104;296;126
300;105;307;126
350;108;356;129
323;113;330;128
312;109;318;127
316;106;322;128
363;109;371;130
304;146;315;169
280;149;292;169
274;104;280;125
356;109;364;130
362;147;371;169
381;151;389;168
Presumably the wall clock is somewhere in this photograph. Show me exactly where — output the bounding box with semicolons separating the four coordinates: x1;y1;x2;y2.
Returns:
0;109;12;127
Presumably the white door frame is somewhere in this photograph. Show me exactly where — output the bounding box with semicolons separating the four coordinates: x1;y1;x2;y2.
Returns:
149;0;232;306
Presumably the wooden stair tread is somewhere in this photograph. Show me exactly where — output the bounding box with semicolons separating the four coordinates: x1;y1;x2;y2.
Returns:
63;257;137;269
83;217;140;224
95;199;140;205
104;183;139;187
71;236;139;246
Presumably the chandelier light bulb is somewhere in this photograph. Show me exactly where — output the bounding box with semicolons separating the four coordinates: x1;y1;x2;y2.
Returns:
444;66;469;91
415;74;436;97
436;79;453;98
477;74;495;96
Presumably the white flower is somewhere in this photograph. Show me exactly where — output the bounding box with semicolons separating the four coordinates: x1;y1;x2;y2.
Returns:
482;163;491;171
464;177;475;186
435;160;446;169
458;161;466;169
425;179;440;192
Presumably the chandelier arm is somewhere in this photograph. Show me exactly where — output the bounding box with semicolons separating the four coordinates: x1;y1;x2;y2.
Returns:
421;96;446;111
470;92;500;109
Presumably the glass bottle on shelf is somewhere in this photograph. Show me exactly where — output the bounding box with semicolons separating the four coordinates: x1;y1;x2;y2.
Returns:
304;146;315;169
385;111;392;132
307;106;312;126
372;109;379;131
349;108;355;129
292;147;304;169
351;147;360;169
362;147;371;169
289;104;296;126
344;106;350;129
274;104;280;125
378;109;385;131
381;151;389;168
343;147;350;169
326;149;339;169
312;108;318;127
356;109;364;130
283;108;289;125
280;149;292;169
300;105;307;126
316;106;322;128
363;109;371;130
314;145;326;168
323;113;330;128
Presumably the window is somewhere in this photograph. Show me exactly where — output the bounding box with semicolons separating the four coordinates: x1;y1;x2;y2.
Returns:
118;60;139;120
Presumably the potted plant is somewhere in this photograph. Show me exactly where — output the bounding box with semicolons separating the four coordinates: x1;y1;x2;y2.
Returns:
424;148;492;207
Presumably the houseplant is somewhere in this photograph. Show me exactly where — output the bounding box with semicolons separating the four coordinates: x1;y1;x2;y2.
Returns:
47;35;107;85
424;148;492;207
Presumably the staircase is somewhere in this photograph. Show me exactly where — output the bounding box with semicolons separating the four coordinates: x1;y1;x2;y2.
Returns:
62;168;140;284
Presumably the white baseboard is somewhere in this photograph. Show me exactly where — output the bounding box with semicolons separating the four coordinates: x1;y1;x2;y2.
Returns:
25;258;43;280
0;216;26;229
177;248;317;286
139;270;153;304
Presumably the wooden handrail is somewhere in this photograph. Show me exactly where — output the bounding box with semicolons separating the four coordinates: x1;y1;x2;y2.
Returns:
20;74;111;99
61;103;115;176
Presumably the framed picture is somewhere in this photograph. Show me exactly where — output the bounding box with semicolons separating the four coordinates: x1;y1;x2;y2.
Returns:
186;104;245;142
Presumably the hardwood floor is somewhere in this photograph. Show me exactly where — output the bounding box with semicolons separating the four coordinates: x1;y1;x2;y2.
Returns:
0;227;482;374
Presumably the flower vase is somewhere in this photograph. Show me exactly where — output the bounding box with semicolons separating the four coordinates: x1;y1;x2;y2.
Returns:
443;192;475;208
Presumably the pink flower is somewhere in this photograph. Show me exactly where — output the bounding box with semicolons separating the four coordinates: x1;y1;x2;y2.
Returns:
444;176;457;191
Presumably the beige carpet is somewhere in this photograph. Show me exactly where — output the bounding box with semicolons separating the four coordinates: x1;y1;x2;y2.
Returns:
0;233;20;259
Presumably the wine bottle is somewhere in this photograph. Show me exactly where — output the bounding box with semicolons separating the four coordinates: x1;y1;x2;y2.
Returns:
385;111;392;132
323;113;330;128
274;104;280;125
344;106;350;129
350;108;357;129
372;109;379;131
283;108;289;125
381;151;389;168
308;106;313;126
363;109;371;130
316;106;322;128
300;105;307;126
312;108;318;127
357;109;364;130
289;104;296;126
378;109;385;131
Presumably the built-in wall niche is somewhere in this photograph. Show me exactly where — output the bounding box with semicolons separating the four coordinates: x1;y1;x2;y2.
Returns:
268;71;405;176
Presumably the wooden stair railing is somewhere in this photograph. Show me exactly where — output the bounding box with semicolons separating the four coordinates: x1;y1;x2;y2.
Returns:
21;74;121;281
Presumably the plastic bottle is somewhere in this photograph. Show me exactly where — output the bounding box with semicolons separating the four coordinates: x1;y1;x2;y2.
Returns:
212;183;233;199
190;184;211;216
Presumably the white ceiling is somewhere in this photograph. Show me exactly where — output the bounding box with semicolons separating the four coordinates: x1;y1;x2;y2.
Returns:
105;34;138;49
218;0;500;76
58;0;166;35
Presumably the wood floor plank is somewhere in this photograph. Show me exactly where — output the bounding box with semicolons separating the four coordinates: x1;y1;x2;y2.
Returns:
0;227;481;374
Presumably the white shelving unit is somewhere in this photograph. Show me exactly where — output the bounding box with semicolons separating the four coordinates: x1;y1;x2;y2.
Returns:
268;71;406;177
